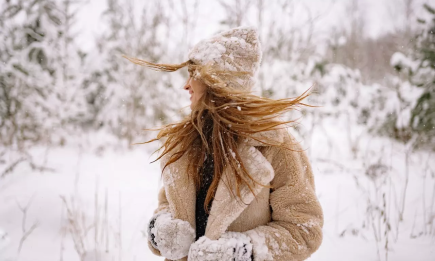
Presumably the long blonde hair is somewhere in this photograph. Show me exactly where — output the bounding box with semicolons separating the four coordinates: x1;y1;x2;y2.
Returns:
126;56;312;212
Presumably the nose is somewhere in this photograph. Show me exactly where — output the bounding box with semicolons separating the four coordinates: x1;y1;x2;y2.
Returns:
183;77;191;90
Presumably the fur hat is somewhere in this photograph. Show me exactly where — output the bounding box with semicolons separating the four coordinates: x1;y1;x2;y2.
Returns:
123;26;262;92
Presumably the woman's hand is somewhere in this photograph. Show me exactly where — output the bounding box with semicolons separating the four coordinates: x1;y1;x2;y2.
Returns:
147;212;195;260
188;232;253;261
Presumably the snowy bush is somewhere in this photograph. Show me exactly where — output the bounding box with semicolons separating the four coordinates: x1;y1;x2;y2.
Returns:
0;0;86;149
389;4;435;149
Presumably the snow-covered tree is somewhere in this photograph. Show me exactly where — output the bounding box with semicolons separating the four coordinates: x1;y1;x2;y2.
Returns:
390;3;435;149
409;4;435;148
0;0;86;150
82;0;191;148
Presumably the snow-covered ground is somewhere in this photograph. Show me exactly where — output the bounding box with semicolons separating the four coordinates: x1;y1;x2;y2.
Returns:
0;120;434;261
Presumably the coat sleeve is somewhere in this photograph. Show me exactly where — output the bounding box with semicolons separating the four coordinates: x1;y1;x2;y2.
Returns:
147;186;171;256
244;135;324;261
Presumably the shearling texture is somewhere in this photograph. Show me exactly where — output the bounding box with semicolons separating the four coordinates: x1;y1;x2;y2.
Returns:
204;142;275;241
147;187;171;257
148;128;324;261
188;232;252;261
242;131;324;261
148;212;196;260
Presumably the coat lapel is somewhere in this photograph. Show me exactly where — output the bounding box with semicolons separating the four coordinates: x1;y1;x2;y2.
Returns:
161;128;286;240
205;129;285;240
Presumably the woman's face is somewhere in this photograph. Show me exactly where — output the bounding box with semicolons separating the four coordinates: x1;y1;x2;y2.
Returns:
183;76;207;109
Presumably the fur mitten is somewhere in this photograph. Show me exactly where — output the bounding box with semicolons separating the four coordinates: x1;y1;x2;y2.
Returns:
188;231;253;261
147;212;195;260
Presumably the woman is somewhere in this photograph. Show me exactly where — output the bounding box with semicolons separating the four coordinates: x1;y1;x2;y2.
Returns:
124;27;323;261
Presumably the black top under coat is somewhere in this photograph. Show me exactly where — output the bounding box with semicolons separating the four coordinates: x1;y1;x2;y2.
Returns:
195;115;215;240
195;152;215;240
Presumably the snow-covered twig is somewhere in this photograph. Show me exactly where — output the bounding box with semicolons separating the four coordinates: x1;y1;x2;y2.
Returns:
16;197;39;255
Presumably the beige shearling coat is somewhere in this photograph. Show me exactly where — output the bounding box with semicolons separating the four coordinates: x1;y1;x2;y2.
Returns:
148;128;324;261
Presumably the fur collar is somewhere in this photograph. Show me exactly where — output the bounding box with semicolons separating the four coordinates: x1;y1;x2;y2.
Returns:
159;128;286;240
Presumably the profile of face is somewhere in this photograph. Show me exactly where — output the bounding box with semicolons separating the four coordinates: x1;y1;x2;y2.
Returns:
183;76;207;109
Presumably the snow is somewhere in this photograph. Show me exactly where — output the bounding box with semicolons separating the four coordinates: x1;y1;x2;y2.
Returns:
306;117;435;261
188;232;252;261
0;143;162;261
1;0;434;260
390;52;419;72
0;118;434;260
188;26;262;92
0;227;10;255
244;230;272;261
189;41;227;65
151;212;195;260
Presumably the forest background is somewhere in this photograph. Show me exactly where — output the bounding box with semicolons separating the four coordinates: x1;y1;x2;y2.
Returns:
0;0;434;260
